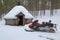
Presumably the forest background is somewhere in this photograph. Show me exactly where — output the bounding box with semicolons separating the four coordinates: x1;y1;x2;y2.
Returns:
0;0;60;18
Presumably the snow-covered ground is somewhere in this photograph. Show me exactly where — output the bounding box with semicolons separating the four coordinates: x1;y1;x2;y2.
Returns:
0;10;60;40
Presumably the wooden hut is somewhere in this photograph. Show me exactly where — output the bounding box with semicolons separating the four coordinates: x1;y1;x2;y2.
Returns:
4;5;33;26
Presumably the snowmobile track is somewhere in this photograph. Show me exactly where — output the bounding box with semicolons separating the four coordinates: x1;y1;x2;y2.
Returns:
39;35;54;40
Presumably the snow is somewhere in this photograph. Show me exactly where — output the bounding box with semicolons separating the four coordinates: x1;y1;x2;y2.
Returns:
0;9;60;40
4;6;33;19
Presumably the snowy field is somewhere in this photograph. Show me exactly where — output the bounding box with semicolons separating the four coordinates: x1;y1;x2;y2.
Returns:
0;10;60;40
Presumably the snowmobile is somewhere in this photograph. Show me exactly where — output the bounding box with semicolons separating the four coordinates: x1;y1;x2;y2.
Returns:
25;23;57;33
25;20;57;33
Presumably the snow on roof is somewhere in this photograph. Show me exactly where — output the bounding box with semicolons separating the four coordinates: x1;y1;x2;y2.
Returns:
4;5;33;19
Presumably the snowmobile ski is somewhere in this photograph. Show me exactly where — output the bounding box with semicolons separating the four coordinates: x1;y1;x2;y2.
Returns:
25;29;35;32
24;29;55;33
